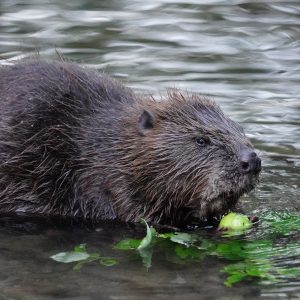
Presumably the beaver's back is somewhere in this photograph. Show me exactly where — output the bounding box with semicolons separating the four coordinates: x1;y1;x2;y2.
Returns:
0;60;134;116
0;60;134;218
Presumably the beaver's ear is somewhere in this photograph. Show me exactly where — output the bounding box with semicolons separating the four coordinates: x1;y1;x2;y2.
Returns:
138;110;155;136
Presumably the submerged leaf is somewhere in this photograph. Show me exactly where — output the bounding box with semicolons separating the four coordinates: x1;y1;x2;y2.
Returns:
114;239;141;250
138;247;153;269
175;244;203;260
221;259;276;287
100;258;119;267
224;273;248;287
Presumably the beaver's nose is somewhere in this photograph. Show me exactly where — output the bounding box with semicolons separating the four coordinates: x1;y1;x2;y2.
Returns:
240;149;261;174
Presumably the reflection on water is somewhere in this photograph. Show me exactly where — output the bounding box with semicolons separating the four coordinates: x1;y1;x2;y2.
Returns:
0;0;299;299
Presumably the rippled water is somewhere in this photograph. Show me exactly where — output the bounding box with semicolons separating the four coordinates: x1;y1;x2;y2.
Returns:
0;0;300;299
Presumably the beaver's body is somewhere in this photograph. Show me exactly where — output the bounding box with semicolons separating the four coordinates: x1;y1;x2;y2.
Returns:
0;60;261;226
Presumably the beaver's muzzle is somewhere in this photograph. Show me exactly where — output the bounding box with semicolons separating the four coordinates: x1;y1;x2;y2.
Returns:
239;148;261;175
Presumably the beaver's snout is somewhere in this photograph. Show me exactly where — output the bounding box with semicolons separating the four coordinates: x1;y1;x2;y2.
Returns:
240;148;261;175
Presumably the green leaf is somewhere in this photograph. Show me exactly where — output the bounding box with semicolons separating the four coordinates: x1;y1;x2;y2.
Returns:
216;241;248;260
51;251;90;263
114;238;141;250
221;259;276;287
72;254;99;270
170;232;197;246
175;244;203;260
99;258;119;267
222;262;249;287
74;244;87;253
224;273;247;287
197;239;217;252
137;219;157;250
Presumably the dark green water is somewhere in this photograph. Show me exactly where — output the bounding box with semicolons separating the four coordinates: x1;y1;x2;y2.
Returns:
0;0;299;299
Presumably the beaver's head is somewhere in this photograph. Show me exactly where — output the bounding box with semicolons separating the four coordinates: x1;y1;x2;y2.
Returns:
122;91;261;225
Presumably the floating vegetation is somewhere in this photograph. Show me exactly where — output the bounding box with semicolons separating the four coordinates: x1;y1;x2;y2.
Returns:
51;211;300;287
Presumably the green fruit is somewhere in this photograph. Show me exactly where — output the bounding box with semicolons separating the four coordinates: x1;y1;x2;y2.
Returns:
219;212;252;231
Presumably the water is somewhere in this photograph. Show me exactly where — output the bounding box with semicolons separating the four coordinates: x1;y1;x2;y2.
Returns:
0;0;299;299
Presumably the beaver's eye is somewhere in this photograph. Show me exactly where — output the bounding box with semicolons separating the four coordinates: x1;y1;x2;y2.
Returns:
195;137;208;147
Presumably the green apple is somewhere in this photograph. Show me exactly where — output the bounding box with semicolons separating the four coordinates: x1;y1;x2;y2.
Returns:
219;212;252;231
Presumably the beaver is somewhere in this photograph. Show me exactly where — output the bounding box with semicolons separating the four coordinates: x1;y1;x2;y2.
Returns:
0;60;261;226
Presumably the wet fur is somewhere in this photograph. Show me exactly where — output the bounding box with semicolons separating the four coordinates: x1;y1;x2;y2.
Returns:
0;60;259;226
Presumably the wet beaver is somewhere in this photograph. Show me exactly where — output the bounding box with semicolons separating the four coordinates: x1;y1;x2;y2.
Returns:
0;60;261;226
